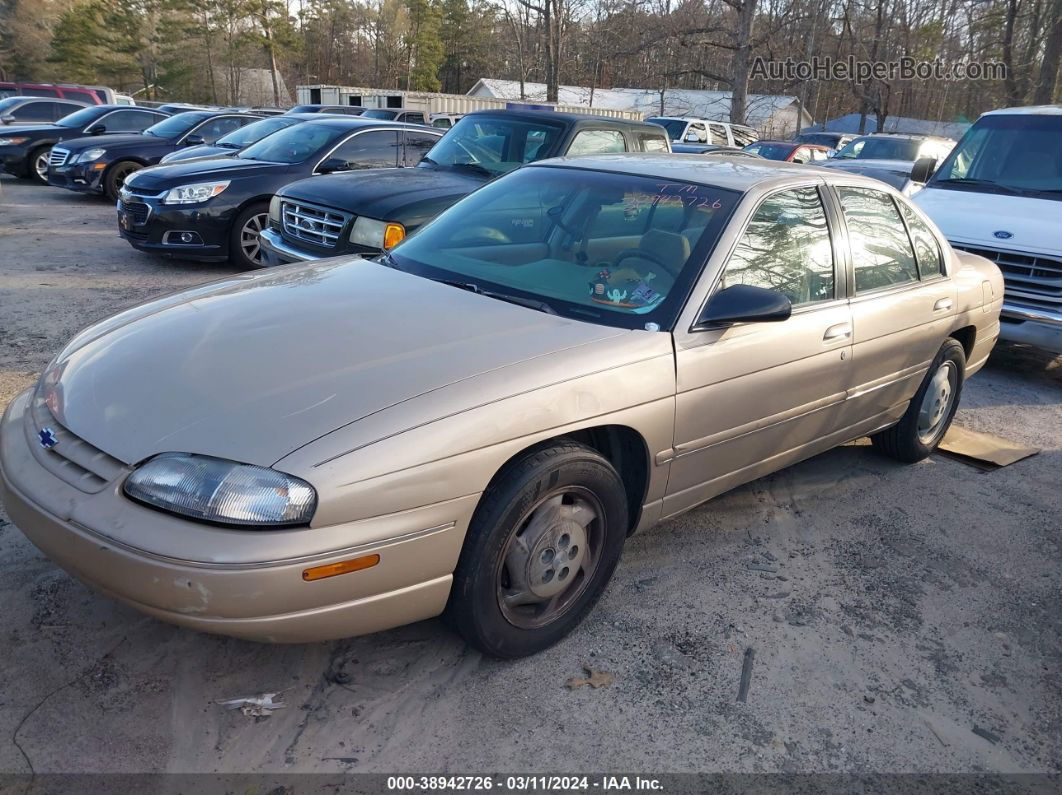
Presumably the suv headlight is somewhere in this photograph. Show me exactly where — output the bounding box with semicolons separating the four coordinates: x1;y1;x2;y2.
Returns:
350;217;405;249
124;452;317;527
0;136;29;146
269;194;282;223
75;147;107;163
162;180;230;205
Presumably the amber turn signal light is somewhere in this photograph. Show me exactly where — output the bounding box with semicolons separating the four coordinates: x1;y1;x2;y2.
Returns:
382;223;405;249
302;554;380;581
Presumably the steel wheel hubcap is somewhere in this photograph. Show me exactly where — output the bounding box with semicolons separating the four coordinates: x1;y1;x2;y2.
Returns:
35;150;50;180
241;213;268;263
497;488;603;629
918;360;956;444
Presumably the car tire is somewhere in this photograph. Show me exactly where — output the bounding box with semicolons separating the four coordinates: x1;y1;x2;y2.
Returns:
29;145;52;184
229;202;271;269
446;441;629;658
871;337;965;463
104;160;141;201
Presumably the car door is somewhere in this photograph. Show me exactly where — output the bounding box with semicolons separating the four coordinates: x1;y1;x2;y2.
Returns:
830;184;956;423
664;183;853;517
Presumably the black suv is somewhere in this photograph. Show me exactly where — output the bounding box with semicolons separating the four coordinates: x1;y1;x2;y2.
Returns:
48;110;262;200
260;110;671;264
0;104;169;183
115;117;443;268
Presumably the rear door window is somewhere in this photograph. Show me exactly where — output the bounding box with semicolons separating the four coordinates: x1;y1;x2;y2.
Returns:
708;123;729;146
639;134;669;152
402;130;440;166
838;186;920;292
897;201;944;279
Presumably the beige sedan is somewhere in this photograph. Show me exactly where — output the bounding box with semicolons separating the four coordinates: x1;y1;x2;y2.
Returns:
0;155;1003;657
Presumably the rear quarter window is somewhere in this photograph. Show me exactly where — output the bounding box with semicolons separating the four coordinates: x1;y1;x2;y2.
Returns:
567;129;627;156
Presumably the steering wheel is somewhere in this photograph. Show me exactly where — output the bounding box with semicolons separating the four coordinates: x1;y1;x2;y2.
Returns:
613;248;669;271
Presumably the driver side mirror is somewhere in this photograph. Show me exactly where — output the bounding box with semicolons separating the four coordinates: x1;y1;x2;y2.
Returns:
87;124;107;135
695;284;792;329
0;114;14;124
910;156;938;184
184;134;205;146
316;157;350;174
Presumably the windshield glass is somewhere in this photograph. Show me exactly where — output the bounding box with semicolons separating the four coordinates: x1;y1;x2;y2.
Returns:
389;165;739;330
646;118;688;140
423;115;565;177
835;136;922;161
237;121;345;163
143;111;212;138
743;142;794;160
0;97;27;114
55;106;109;128
361;109;398;119
215;116;298;148
929;114;1062;197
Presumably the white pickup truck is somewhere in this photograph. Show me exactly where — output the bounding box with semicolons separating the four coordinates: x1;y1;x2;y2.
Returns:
645;116;759;148
913;105;1062;352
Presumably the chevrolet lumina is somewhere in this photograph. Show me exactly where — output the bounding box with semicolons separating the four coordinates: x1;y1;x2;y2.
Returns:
0;156;1002;658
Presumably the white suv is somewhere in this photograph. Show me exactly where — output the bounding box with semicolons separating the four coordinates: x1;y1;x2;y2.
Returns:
645;116;759;147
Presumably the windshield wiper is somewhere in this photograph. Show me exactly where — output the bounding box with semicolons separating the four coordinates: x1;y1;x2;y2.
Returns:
434;278;557;315
931;178;1022;195
216;141;242;149
449;162;493;177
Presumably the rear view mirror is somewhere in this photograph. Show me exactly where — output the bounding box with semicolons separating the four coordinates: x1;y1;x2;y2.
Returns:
184;134;205;146
696;284;792;328
910;156;938;184
87;124;106;135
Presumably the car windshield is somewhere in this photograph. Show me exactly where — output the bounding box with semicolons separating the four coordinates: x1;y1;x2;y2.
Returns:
214;116;298;149
389;165;739;330
929;114;1062;197
743;142;794;160
237;121;345;163
646;118;689;140
0;97;26;114
835;137;922;161
422;115;565;177
55;106;109;128
143;111;212;139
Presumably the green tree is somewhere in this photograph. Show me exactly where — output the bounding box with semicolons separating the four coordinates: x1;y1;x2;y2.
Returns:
404;0;443;91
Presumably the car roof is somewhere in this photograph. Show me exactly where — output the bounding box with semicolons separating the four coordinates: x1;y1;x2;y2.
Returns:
5;95;86;105
530;152;890;192
852;132;952;142
293;116;438;131
982;104;1062;116
463;109;667;133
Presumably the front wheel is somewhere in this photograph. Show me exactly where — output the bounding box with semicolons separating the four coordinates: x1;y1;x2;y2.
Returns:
871;338;965;462
30;146;52;184
229;203;270;269
446;441;629;658
104;160;141;201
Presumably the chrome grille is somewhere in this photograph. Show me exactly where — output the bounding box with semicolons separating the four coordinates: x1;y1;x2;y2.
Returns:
951;243;1062;313
49;148;69;167
27;396;126;493
281;201;348;248
118;199;150;225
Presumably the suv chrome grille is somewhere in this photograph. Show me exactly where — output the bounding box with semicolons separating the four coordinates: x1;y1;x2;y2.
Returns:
281;201;348;248
951;243;1062;312
27;396;126;493
49;148;69;167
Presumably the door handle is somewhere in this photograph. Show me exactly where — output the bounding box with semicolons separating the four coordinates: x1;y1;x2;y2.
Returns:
934;297;953;311
823;323;852;342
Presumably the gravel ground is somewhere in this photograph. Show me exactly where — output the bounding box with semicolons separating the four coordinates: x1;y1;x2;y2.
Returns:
0;176;1059;776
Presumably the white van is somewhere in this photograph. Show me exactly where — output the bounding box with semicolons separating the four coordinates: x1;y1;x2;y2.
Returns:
645;116;759;147
913;105;1062;352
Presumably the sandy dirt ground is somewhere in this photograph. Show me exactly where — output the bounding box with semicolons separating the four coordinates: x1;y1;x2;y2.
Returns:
0;176;1059;776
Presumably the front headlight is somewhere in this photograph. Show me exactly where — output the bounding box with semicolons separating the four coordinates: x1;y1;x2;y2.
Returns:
350;216;405;249
269;194;282;222
75;147;107;163
124;452;317;527
0;136;29;146
162;180;230;205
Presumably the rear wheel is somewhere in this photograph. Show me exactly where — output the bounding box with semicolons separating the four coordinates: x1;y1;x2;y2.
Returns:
104;160;141;201
229;202;270;269
446;441;629;658
871;338;965;462
30;146;52;183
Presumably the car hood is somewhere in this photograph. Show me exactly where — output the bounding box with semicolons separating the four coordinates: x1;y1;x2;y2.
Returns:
125;156;288;189
0;123;59;138
279;166;485;218
46;259;627;467
914;186;1062;256
58;133;167;154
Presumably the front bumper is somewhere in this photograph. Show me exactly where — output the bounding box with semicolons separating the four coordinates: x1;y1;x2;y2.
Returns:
117;195;233;262
999;301;1062;353
48;160;107;193
0;390;471;643
0;145;31;175
259;226;321;265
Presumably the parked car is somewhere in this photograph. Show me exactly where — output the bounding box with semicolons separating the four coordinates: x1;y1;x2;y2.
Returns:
158;113;331;164
0;81;115;104
0;156;1002;656
115;94;136;106
671;143;764;159
286;104;365;116
360;108;429;125
792;131;857;151
429;112;464;129
0;104;170;183
48;110;263;200
820;133;955;191
742;140;832;163
914;105;1062;352
0;97;89;127
260;110;672;264
645;116;759;147
116;117;443;268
